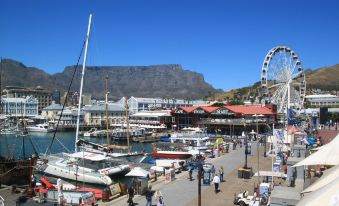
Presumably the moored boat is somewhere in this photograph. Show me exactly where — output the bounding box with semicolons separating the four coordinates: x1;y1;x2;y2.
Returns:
151;147;192;159
26;123;55;133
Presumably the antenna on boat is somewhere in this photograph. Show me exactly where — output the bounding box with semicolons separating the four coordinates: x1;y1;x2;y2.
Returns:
75;14;92;152
125;97;131;154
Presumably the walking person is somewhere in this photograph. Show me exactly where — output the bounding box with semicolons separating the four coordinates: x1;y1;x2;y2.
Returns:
219;166;224;182
212;174;220;193
154;189;163;203
145;186;153;206
127;186;134;206
211;165;215;177
189;167;193;181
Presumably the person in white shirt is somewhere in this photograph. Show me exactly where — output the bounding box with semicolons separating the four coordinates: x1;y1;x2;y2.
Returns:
212;174;220;193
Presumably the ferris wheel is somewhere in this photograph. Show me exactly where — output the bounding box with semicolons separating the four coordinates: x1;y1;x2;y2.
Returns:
261;46;306;113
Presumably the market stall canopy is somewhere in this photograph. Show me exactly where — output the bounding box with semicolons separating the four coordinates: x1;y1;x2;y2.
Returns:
297;176;339;206
253;170;287;178
293;135;339;167
302;164;339;194
125;167;149;177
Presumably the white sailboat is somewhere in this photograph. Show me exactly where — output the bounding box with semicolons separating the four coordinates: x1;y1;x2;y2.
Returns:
37;14;130;185
77;97;147;163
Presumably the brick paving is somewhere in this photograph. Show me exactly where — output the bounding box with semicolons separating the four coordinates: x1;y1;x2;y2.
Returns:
185;144;275;206
101;142;276;206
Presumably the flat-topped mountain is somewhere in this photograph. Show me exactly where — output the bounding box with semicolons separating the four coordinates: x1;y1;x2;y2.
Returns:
0;59;220;99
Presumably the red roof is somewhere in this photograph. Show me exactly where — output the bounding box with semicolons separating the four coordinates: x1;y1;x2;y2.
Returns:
200;106;220;113
224;105;276;115
174;105;276;115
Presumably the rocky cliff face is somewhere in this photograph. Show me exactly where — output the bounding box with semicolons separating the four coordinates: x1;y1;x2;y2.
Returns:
1;59;219;99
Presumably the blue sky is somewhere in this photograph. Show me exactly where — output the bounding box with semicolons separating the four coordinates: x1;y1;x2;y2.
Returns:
1;0;339;91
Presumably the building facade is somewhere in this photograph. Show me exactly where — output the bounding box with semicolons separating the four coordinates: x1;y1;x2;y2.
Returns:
1;95;38;117
3;86;52;114
305;94;339;107
117;96;208;114
172;105;277;134
83;103;125;126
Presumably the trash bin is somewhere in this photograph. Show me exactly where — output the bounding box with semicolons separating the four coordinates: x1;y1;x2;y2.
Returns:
238;168;244;178
243;168;252;179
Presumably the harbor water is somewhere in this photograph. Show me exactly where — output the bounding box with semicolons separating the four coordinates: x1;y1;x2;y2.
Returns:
0;132;155;187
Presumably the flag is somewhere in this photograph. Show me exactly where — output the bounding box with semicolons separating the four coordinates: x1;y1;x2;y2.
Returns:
274;128;284;141
287;109;298;125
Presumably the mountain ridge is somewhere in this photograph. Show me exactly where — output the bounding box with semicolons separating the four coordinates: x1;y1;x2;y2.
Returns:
0;58;220;100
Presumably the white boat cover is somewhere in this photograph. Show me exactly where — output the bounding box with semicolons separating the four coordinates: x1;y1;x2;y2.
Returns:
68;152;107;161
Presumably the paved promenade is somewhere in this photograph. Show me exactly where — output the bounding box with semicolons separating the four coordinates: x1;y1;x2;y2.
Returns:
102;142;273;206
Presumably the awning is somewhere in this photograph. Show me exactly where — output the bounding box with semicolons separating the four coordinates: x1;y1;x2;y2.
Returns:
253;170;287;178
302;164;339;194
293;135;339;167
125;167;149;177
297;176;339;206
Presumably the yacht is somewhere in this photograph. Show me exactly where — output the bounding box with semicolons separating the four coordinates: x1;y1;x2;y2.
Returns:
26;123;54;133
170;127;210;143
36;152;130;185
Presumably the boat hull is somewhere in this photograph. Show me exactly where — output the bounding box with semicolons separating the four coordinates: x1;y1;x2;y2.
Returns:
0;157;36;185
152;152;192;159
36;158;113;186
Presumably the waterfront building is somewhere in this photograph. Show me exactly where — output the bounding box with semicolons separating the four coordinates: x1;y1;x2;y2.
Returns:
2;86;52;114
1;95;38;117
52;90;61;104
83;103;125;126
60;91;92;107
130;110;172;129
41;102;63;120
172;104;277;134
305;94;339;107
117;96;207;114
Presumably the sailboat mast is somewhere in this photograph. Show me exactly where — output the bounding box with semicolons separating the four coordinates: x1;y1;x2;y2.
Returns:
75;14;92;152
105;75;111;145
125;97;131;154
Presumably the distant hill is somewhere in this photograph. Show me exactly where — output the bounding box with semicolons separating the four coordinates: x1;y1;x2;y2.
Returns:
0;59;220;100
305;64;339;90
212;64;339;101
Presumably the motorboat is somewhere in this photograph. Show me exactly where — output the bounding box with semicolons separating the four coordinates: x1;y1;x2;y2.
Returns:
170;127;210;143
0;128;16;135
26;123;54;133
83;128;106;137
36;152;130;185
151;145;192;159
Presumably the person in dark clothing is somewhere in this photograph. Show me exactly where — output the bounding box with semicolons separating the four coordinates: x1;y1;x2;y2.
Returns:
145;186;153;206
127;187;134;206
189;168;193;181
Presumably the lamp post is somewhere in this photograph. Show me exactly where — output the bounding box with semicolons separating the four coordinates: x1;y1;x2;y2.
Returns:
253;114;264;187
242;120;248;169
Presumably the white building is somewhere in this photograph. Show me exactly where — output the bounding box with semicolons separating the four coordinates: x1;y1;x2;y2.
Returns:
83;103;125;126
1;95;38;117
41;102;63;120
305;94;339;107
41;103;84;126
117;96;208;114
